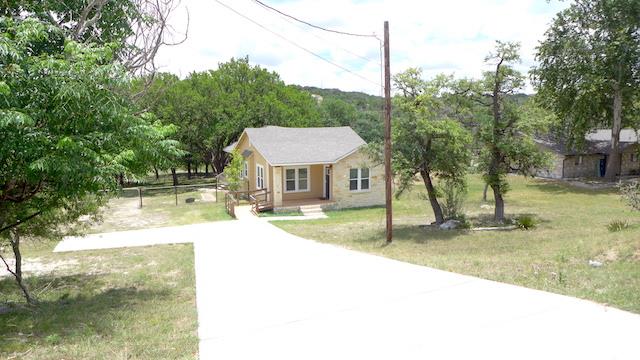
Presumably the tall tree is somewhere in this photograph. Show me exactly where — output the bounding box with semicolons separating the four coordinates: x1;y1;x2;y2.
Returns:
154;57;322;173
532;0;640;180
0;17;180;303
392;69;472;224
132;72;185;184
459;42;551;222
0;0;187;75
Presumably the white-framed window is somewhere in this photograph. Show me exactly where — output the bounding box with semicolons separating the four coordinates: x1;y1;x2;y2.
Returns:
256;164;265;189
242;161;249;178
284;166;309;192
575;156;583;166
349;168;370;191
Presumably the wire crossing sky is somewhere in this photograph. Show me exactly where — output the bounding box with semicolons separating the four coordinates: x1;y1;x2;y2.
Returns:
212;0;382;88
155;0;569;95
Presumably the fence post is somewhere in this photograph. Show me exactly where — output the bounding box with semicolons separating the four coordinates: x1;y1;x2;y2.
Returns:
138;187;142;208
174;186;178;206
215;180;218;203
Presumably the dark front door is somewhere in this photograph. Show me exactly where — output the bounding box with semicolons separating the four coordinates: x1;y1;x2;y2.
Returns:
599;156;607;177
324;167;331;199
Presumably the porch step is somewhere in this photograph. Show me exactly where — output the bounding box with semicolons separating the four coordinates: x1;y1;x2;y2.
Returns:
300;205;324;216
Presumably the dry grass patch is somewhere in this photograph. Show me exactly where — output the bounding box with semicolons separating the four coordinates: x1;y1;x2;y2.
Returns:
274;175;640;313
0;241;198;359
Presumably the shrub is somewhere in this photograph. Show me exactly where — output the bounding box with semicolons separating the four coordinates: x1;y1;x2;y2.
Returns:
515;215;537;230
438;178;467;221
619;181;640;211
607;220;629;232
223;149;244;191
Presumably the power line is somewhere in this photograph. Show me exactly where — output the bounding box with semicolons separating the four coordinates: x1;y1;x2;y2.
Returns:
212;0;381;87
253;3;381;66
251;0;379;39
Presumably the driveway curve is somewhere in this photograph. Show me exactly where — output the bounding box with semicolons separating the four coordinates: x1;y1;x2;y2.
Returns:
195;211;640;360
56;208;640;359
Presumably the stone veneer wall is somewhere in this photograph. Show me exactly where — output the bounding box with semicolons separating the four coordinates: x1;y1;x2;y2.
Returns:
536;152;565;179
621;145;640;176
332;149;385;209
563;154;603;178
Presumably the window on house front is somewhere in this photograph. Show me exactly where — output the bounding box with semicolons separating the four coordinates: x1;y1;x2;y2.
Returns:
242;161;248;178
256;164;264;189
284;167;309;192
349;168;370;191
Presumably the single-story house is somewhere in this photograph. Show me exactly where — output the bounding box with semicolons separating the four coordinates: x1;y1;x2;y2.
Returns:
223;126;385;210
535;129;640;179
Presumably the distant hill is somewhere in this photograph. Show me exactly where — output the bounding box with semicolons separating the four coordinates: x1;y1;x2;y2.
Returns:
293;86;383;112
291;85;533;143
292;85;384;142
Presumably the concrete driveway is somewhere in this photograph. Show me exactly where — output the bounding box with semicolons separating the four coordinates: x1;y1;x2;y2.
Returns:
195;215;640;360
56;209;640;359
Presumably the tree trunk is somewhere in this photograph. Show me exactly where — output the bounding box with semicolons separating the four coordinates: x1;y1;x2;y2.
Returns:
118;173;125;187
605;83;623;181
205;163;209;175
482;183;489;202
420;170;445;225
170;168;178;186
4;231;34;304
154;166;159;180
491;184;505;223
187;160;192;180
194;162;198;175
212;155;225;175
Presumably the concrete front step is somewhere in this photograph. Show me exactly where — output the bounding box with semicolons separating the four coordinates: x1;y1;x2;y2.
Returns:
300;206;324;216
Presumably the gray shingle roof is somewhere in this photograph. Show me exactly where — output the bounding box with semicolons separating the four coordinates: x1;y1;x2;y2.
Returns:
535;128;638;155
223;141;238;153
228;126;366;165
586;129;638;142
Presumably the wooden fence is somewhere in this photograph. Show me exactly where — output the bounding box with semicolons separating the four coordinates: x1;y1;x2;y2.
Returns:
120;182;221;209
224;191;236;218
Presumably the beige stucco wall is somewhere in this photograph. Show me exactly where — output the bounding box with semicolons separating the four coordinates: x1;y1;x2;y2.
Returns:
235;134;271;195
281;164;324;201
332;149;385;209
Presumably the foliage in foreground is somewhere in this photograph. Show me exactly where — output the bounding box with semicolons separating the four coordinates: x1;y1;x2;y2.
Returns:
0;17;180;303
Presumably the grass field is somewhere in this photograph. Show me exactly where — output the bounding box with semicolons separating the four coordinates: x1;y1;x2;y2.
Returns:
0;242;198;359
274;175;640;313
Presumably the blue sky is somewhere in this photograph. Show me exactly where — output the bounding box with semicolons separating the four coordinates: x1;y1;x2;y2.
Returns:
156;0;569;94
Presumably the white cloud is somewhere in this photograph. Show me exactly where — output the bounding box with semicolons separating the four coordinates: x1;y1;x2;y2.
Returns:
155;0;568;94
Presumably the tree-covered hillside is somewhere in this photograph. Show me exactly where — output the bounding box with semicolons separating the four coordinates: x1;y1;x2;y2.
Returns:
295;86;384;143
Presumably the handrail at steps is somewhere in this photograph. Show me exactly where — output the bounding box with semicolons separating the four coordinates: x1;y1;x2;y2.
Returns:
249;189;272;215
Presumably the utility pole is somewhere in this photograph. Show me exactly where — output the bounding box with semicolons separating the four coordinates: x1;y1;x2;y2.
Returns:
383;21;392;243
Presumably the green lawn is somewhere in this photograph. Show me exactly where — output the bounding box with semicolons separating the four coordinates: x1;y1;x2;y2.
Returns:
274;175;640;313
258;209;304;217
0;242;198;359
89;189;231;233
